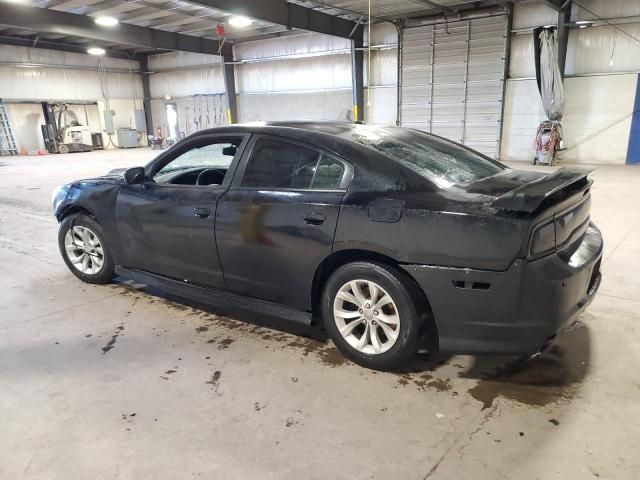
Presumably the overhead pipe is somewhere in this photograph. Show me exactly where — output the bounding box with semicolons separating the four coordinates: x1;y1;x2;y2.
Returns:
403;6;508;28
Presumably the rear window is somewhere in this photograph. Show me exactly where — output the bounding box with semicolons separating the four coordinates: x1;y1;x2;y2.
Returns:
340;125;504;188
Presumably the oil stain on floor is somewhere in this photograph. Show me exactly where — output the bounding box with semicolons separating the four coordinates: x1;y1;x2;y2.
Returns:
112;281;592;411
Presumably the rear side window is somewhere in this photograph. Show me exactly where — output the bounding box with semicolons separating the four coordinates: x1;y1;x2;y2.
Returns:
312;155;345;189
242;138;346;190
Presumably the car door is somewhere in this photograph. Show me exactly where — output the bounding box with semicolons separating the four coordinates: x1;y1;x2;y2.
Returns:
215;135;352;310
116;133;249;289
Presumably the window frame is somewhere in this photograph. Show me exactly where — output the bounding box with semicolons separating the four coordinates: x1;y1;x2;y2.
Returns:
143;133;250;190
232;134;353;192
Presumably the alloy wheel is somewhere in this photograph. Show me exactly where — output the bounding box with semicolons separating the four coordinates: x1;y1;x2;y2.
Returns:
333;279;400;355
64;225;105;275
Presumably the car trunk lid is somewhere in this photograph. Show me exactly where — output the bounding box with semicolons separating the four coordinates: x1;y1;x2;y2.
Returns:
489;166;594;213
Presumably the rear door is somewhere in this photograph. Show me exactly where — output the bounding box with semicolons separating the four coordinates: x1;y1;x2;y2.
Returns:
215;135;352;310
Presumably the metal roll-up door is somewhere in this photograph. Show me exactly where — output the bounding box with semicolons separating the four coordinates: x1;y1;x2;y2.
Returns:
399;15;508;158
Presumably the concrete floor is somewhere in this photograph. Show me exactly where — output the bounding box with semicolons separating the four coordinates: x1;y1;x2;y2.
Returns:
1;148;639;479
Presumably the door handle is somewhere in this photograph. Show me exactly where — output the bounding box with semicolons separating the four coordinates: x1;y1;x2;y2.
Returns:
193;207;211;219
303;212;326;225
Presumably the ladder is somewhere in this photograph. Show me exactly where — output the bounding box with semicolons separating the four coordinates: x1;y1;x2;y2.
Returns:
0;99;17;156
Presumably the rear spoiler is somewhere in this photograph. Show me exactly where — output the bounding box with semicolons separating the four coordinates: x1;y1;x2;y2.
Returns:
491;166;594;213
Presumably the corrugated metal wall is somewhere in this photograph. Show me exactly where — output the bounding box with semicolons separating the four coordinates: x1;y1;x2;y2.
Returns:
502;0;640;164
0;45;144;153
234;33;353;122
400;16;508;158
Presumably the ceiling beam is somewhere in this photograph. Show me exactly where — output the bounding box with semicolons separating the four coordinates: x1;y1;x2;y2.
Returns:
182;0;359;38
0;34;136;59
538;0;567;11
0;2;231;56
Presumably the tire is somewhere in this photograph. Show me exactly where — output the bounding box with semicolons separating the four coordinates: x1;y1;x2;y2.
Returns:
58;213;114;284
321;261;424;371
58;144;70;154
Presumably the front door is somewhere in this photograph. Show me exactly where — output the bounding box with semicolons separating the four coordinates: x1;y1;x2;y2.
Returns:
116;134;248;289
216;135;351;310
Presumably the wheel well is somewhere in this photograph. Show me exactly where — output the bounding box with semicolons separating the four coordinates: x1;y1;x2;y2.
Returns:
58;205;95;222
311;249;438;350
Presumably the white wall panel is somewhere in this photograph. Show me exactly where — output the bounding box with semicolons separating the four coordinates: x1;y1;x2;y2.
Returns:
234;33;350;60
500;79;546;162
368;23;398;46
566;24;640;75
236;54;352;93
148;51;221;69
512;2;558;30
149;68;225;98
367;48;397;86
500;75;635;164
509;34;536;78
237;90;352;122
573;0;640;21
561;74;635;164
0;45;138;70
0;67;142;101
365;87;397;125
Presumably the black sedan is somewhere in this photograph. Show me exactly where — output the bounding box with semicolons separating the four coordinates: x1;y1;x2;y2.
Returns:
52;122;603;370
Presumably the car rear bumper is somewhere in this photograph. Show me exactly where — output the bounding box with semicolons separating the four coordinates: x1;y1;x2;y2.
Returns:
402;222;603;354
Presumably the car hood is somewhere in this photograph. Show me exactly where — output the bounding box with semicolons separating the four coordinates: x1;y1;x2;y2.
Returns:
69;168;127;187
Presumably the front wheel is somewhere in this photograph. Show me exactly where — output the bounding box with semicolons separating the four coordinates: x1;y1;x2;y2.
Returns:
58;213;114;284
322;261;424;371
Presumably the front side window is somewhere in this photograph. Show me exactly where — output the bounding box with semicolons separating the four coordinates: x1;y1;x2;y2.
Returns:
339;125;504;188
153;140;241;186
242;138;346;190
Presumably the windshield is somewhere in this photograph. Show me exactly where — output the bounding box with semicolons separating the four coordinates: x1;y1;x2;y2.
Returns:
340;125;505;188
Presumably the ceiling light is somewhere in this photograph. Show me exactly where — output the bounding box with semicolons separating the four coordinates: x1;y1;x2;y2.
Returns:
228;15;252;28
87;47;106;56
579;25;588;29
575;20;593;25
95;16;119;27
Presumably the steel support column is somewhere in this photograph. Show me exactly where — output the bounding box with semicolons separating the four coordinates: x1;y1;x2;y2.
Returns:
351;26;364;122
557;1;571;78
222;48;238;125
139;55;154;137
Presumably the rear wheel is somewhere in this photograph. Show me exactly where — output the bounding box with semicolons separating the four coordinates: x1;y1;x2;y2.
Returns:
58;214;114;284
322;261;424;371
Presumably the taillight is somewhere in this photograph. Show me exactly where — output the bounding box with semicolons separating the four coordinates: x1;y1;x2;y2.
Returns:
529;220;556;257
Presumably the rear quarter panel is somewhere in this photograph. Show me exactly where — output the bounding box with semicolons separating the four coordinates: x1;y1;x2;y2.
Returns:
334;191;528;271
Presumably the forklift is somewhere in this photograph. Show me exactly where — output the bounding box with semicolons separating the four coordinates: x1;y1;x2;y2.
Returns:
41;102;95;154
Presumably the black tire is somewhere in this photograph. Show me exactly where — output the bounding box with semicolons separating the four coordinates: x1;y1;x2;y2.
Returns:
58;213;115;284
321;261;424;371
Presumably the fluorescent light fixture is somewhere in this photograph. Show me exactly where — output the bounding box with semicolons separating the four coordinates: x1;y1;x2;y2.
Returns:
87;47;106;55
95;16;119;27
579;25;588;29
575;20;593;25
228;15;252;28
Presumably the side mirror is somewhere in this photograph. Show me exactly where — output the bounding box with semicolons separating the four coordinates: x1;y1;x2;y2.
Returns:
222;145;237;156
123;167;146;185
